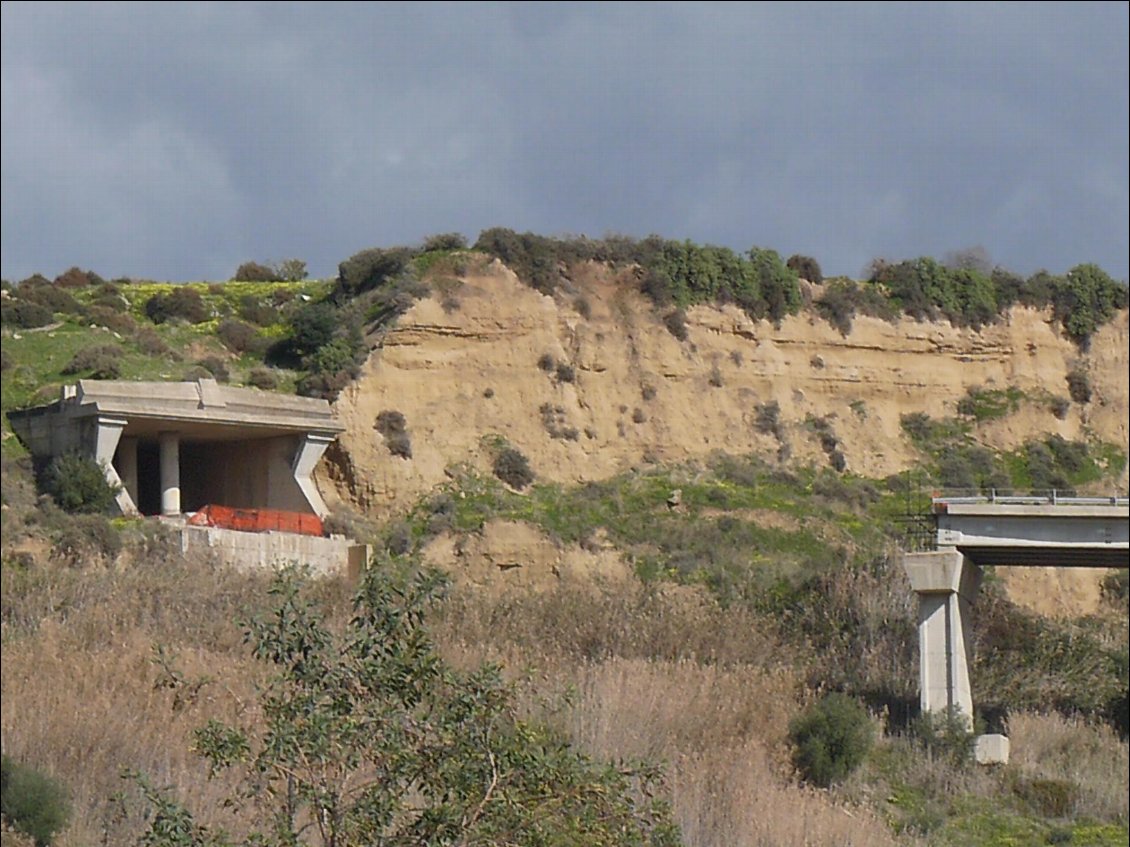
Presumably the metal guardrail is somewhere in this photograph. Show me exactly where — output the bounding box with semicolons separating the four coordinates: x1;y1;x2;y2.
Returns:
932;492;1128;507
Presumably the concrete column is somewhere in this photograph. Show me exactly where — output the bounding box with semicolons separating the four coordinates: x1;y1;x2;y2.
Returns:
93;416;137;515
159;431;181;516
115;437;140;515
291;433;335;518
903;547;982;730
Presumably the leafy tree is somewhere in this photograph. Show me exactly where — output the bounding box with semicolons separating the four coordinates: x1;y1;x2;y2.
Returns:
748;247;802;324
1052;263;1128;347
133;562;681;846
274;258;309;282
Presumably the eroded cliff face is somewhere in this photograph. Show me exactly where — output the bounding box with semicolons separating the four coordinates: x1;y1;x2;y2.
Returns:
322;259;1129;519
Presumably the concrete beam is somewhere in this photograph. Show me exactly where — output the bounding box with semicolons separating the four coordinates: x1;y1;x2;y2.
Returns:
903;547;981;730
291;433;335;518
93;416;138;516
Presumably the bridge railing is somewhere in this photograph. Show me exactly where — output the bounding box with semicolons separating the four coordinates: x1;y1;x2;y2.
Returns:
932;490;1128;508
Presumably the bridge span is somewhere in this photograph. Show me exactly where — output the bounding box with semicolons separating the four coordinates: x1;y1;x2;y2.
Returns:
902;494;1128;763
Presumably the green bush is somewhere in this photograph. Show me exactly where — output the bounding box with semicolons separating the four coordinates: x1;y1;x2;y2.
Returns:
1066;365;1092;404
494;446;534;490
53;266;100;288
663;309;688;341
144;287;209;324
38;453;120;513
909;708;975;765
233;261;278;282
20;284;84;316
61;344;123;379
216;318;260;354
237;295;279;326
375;410;412;459
788;693;874;787
1;299;53;328
246;367;279;390
422;232;468;252
1052;263;1128;347
1;755;71;846
336;245;416;299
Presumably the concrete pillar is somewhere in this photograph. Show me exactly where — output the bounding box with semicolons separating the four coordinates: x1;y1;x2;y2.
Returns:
93;416;137;515
159;431;181;516
903;547;982;730
115;436;139;515
291;433;335;517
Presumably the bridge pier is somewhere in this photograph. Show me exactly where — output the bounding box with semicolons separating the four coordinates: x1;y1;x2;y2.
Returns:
903;547;981;730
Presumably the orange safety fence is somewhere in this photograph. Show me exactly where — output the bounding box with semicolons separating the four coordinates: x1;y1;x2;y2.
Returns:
187;504;324;537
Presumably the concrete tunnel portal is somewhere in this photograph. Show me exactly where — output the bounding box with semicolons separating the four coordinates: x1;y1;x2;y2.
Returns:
7;378;344;519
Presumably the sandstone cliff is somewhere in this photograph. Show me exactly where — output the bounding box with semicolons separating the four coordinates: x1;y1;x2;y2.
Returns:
322;259;1128;517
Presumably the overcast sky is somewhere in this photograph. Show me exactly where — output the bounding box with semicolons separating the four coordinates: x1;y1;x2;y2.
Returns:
2;2;1127;284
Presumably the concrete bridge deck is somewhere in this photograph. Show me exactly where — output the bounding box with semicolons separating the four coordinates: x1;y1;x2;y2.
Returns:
932;494;1128;568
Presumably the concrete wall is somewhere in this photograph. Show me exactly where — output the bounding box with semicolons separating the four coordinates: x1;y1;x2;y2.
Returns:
179;436;308;512
178;525;369;578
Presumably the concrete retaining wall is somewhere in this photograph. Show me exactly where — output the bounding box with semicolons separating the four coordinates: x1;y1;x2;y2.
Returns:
178;526;369;577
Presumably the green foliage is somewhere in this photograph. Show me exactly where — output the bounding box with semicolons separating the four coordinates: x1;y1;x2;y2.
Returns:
336;245;417;299
956;386;1024;421
133;563;681;847
1052;263;1128;347
1;754;72;847
421;232;468;252
215;318;260;354
788;693;874;787
286;301;338;359
1;299;54;328
145;287;210;325
909;708;975;765
19;284;85;317
38;452;120;514
813;278;898;335
869;256;999;328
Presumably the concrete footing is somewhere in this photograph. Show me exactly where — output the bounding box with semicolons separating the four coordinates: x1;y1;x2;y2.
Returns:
974;733;1010;765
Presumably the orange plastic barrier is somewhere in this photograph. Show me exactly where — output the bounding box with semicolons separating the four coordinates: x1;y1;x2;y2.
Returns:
187;504;324;537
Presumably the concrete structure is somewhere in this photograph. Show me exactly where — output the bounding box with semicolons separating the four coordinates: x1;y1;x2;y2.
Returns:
7;378;344;518
179;524;370;578
903;495;1129;763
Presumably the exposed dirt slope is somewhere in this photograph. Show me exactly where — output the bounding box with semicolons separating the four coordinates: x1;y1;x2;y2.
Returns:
320;260;1128;616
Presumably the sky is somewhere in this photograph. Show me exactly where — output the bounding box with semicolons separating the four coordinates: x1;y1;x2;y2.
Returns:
2;1;1127;284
